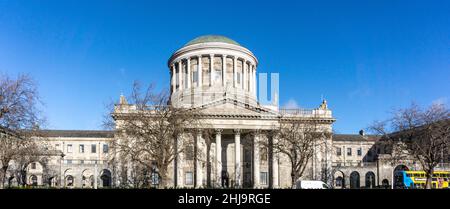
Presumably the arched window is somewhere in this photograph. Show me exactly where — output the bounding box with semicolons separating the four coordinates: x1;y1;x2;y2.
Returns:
350;171;360;189
66;175;74;187
382;179;389;188
101;169;112;187
30;175;38;186
49;177;57;187
365;172;376;188
90;175;95;187
336;176;343;187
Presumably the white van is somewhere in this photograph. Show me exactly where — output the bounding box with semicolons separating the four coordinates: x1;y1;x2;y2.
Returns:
294;180;330;189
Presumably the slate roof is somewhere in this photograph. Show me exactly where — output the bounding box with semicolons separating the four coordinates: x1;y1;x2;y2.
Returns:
38;130;115;138
332;134;380;142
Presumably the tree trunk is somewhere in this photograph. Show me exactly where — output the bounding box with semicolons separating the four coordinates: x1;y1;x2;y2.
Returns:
291;173;296;189
425;169;433;189
158;167;169;189
1;166;8;189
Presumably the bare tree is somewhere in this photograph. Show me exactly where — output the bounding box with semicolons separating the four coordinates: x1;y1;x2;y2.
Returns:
260;118;331;188
106;81;203;188
369;102;450;189
0;74;45;188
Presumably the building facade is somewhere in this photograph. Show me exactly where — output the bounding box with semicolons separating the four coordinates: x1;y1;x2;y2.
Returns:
2;35;447;189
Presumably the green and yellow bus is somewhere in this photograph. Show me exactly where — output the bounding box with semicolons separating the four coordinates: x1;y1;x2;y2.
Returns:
399;171;450;189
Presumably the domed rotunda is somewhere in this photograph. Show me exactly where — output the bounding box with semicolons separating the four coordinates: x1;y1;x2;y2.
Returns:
168;35;258;108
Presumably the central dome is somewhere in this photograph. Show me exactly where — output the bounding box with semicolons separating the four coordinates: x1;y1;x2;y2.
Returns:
184;35;241;47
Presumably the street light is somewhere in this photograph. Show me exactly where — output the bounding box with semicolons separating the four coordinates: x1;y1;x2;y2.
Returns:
60;153;65;188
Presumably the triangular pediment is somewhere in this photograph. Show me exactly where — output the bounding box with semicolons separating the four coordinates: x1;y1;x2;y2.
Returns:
190;98;279;117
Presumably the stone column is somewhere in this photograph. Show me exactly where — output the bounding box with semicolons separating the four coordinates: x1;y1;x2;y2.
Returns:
195;130;203;188
234;129;241;188
253;130;260;188
171;65;176;93
210;54;214;86
222;55;226;87
243;60;247;90
253;65;257;95
272;134;279;188
233;57;237;88
215;129;222;187
249;65;253;93
186;58;191;89
178;61;183;91
176;135;183;187
198;56;202;87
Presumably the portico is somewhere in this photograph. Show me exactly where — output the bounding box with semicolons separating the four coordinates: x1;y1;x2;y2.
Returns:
175;127;280;189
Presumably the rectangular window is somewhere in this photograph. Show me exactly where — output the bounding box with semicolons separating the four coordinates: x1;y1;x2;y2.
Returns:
260;172;268;185
260;147;268;161
185;146;194;160
193;71;198;83
103;144;109;153
79;144;85;153
31;162;36;169
91;144;97;153
237;72;241;84
80;160;84;164
185;172;193;185
67;160;72;164
347;148;352;156
357;148;362;156
336;147;342;156
67;144;73;153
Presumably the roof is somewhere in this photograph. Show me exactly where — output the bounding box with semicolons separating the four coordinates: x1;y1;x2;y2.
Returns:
38;130;115;138
184;35;240;47
332;134;380;142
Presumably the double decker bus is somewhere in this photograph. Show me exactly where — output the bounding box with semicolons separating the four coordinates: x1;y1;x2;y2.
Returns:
397;171;450;189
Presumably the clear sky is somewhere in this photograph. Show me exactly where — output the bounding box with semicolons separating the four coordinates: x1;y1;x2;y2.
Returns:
0;0;449;133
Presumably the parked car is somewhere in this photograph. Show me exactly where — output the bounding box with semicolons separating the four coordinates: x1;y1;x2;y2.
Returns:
293;180;330;189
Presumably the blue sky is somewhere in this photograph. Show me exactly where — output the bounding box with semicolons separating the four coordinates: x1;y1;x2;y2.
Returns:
0;0;449;133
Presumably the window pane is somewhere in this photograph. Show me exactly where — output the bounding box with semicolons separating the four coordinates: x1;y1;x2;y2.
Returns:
91;144;96;153
103;144;109;153
185;172;193;185
260;172;268;185
193;71;198;83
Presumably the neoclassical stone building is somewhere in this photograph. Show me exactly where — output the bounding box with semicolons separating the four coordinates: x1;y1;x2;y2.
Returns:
4;35;447;189
113;35;335;188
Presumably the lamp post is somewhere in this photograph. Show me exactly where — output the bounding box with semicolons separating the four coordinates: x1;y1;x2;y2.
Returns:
94;160;98;189
60;153;65;188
